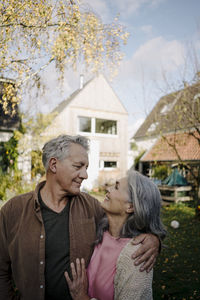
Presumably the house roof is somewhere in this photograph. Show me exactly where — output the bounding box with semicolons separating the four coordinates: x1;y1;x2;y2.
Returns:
134;81;200;140
141;131;200;162
52;74;128;115
0;79;20;132
52;77;93;114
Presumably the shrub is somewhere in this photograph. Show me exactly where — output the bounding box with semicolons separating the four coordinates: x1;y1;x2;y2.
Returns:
152;165;170;181
31;150;45;178
0;170;36;201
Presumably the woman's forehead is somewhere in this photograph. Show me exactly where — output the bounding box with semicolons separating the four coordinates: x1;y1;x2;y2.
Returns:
117;177;128;186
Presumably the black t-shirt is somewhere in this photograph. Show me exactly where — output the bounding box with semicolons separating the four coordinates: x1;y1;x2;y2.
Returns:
38;191;72;300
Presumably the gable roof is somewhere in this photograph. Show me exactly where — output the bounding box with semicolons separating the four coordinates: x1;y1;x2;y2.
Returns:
141;131;200;162
52;77;93;114
134;81;200;140
52;74;128;115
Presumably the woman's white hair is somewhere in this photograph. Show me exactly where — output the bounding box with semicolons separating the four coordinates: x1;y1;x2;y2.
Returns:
95;170;166;244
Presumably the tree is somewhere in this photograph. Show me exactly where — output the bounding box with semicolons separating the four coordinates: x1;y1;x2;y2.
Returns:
152;76;200;217
0;0;128;113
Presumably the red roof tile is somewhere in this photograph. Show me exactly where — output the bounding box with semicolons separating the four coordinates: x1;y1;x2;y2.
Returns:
141;131;200;162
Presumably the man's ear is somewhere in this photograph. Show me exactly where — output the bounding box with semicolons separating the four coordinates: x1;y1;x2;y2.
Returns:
49;157;57;173
126;203;134;214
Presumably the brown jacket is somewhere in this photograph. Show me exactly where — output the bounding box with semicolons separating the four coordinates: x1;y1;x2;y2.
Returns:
0;181;104;300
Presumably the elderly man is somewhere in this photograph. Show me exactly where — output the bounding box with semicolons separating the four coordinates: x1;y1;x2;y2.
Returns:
0;135;159;300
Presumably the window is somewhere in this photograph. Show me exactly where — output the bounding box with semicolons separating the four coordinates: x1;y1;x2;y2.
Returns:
194;93;200;101
78;116;118;136
160;104;172;114
79;116;91;133
95;119;117;135
147;122;159;132
193;93;200;116
104;161;117;168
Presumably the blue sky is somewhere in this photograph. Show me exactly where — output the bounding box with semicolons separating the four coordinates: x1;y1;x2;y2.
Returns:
39;0;200;138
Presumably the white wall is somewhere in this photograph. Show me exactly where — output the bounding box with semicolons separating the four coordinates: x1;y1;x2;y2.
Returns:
82;139;100;190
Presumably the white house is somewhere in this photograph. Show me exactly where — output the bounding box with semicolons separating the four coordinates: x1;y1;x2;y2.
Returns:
43;74;129;190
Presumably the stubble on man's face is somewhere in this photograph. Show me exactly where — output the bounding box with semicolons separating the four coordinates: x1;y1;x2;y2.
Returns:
56;144;89;195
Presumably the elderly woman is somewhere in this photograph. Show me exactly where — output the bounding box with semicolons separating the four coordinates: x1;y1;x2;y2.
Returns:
65;170;166;300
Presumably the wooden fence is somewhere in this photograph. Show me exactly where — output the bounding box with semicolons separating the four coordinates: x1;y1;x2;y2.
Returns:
158;185;193;203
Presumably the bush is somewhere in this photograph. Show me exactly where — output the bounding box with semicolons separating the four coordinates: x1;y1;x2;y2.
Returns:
0;170;36;201
31;150;45;178
152;165;170;181
0;135;19;172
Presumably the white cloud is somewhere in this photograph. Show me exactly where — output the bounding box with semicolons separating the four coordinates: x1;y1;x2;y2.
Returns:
81;0;166;20
80;0;110;22
140;25;153;35
150;0;165;7
119;36;185;81
111;0;166;17
114;0;148;15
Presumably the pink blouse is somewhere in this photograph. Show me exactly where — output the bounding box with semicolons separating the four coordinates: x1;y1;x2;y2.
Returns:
87;231;131;300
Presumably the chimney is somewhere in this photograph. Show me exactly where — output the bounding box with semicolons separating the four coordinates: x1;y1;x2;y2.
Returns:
80;74;84;89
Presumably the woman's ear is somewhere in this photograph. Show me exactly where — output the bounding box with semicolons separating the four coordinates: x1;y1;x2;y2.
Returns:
126;203;134;214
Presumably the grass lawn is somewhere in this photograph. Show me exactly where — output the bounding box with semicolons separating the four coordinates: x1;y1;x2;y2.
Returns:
153;203;200;299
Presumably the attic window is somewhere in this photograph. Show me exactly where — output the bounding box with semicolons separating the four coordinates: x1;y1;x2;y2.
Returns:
95;119;117;135
194;93;200;101
193;93;200;116
79;116;91;133
160;103;172;114
148;122;159;132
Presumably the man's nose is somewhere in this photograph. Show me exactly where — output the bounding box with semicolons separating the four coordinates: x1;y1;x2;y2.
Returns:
79;167;88;179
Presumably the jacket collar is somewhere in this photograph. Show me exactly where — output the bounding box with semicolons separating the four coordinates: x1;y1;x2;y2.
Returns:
34;181;46;211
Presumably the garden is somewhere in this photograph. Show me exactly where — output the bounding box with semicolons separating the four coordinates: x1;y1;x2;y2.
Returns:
153;203;200;299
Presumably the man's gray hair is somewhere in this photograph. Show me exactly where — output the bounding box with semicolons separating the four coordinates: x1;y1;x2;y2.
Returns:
42;135;89;171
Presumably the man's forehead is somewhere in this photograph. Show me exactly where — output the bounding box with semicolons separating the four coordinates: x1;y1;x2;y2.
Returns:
68;146;88;160
69;143;87;152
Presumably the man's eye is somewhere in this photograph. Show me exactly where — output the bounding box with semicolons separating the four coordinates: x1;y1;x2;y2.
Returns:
73;165;81;169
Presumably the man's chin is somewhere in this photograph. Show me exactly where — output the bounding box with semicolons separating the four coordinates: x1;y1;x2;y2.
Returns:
69;188;81;195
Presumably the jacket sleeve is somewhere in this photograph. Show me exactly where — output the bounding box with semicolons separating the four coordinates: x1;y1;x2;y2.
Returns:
114;242;153;300
86;194;105;224
0;205;20;300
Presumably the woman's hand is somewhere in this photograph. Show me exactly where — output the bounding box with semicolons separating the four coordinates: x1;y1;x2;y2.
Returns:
64;258;90;300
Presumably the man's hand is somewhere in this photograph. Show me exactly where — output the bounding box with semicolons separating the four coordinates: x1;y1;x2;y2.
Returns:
64;258;89;300
131;233;160;273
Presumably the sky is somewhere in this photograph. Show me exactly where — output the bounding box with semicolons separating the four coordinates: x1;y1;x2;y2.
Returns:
37;0;200;139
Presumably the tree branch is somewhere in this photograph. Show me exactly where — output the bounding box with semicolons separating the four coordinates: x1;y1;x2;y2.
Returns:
0;22;70;29
161;134;199;183
18;57;55;86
